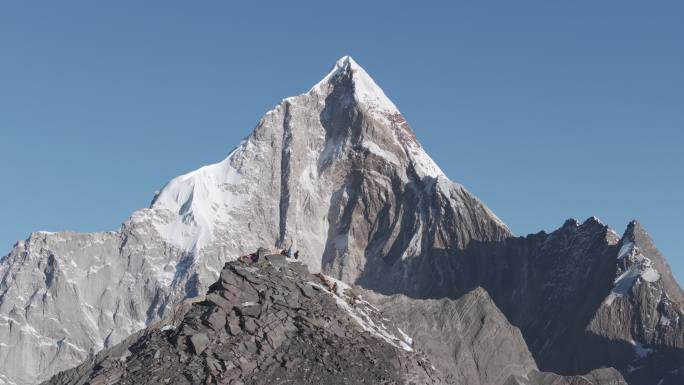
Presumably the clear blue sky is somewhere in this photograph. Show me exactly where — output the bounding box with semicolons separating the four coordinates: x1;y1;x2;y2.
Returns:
1;1;682;282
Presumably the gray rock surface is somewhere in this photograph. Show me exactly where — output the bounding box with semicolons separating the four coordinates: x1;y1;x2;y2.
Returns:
42;257;444;385
365;288;627;385
365;288;538;385
525;368;627;385
363;217;684;384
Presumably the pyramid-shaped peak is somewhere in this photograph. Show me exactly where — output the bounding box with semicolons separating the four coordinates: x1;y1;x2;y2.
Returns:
619;219;660;260
333;55;360;71
311;56;399;114
326;55;367;79
622;219;644;241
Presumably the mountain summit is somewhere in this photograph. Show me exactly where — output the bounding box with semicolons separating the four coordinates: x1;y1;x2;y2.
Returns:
1;57;682;385
141;54;510;280
311;55;401;116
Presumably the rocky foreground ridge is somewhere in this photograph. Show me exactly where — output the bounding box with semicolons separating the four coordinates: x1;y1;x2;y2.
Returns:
43;255;444;385
43;256;626;385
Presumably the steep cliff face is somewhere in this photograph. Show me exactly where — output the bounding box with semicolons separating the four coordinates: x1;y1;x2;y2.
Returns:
0;56;508;385
362;216;684;385
588;221;684;385
509;220;684;385
0;227;188;385
142;55;510;281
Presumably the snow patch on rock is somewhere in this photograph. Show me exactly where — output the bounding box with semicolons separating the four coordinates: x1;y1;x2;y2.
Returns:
311;56;398;118
605;242;661;306
362;140;400;165
633;342;654;359
310;275;413;352
618;241;635;259
149;145;247;252
660;315;672;327
0;373;18;385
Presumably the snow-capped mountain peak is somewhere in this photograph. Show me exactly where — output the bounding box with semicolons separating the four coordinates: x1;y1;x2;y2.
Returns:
140;56;456;255
311;55;399;116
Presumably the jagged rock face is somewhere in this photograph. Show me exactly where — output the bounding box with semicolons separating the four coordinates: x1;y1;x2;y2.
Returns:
43;258;445;385
141;55;510;282
0;230;180;385
363;217;684;385
359;218;623;367
504;220;684;385
588;221;684;385
0;57;509;384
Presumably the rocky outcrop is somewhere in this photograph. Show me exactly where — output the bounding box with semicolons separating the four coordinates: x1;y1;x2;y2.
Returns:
42;257;444;385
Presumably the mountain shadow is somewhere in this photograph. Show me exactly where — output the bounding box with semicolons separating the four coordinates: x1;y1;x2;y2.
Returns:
356;217;684;385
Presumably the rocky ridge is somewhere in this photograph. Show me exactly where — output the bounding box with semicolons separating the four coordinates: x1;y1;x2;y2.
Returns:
44;255;628;385
43;256;444;385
